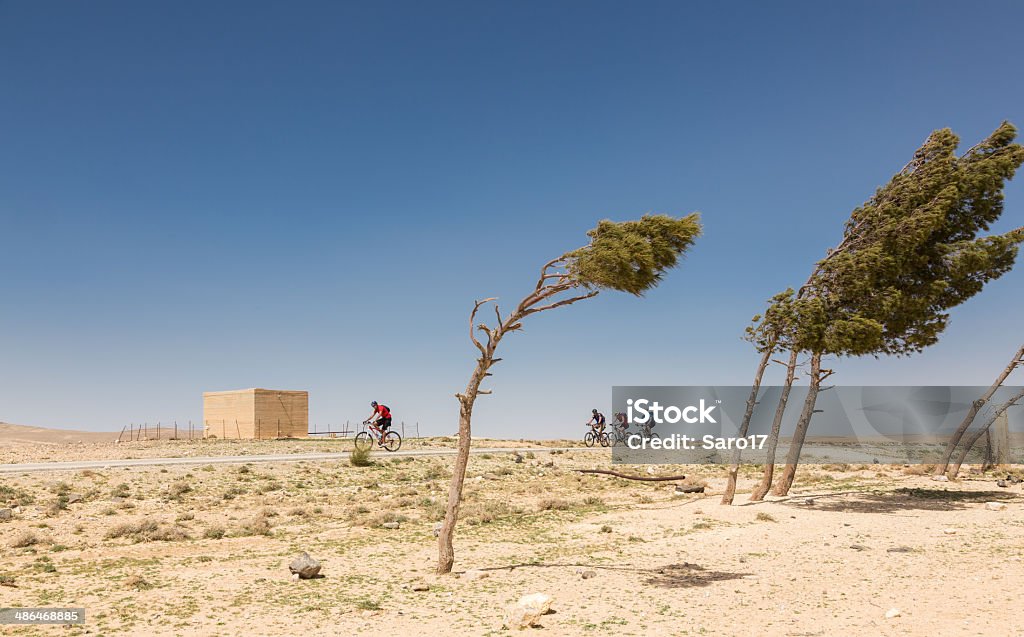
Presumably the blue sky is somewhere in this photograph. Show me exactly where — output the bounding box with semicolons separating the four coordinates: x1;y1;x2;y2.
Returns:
2;1;1023;436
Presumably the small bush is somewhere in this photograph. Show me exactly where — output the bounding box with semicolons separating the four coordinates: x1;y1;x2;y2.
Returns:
234;513;272;537
755;512;777;523
0;485;35;507
203;525;226;540
537;498;572;512
10;531;39;548
350;445;374;467
125;574;153;590
176;512;195;522
105;520;190;542
168;481;192;500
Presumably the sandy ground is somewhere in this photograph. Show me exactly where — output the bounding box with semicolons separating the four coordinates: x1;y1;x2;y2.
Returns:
1;433;1022;636
0;422;572;465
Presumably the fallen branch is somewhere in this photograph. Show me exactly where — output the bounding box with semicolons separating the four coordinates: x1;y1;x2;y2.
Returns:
576;469;686;482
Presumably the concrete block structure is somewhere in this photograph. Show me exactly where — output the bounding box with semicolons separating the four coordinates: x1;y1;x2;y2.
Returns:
203;388;308;439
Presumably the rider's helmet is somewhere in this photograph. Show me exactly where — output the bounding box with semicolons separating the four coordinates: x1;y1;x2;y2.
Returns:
592;408;598;415
371;401;378;407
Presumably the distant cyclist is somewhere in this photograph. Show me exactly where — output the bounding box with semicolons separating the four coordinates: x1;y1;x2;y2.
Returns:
586;409;606;434
613;412;629;433
365;401;393;432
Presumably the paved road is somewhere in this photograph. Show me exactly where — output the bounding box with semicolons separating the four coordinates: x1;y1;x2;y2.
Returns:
0;446;597;474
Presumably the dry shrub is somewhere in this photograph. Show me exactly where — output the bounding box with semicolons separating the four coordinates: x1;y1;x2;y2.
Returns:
10;530;39;548
168;481;192;500
902;464;934;476
0;485;35;507
234;512;272;537
105;519;190;542
125;574;153;590
203;524;226;539
463;500;521;525
350;445;373;467
537;498;572;512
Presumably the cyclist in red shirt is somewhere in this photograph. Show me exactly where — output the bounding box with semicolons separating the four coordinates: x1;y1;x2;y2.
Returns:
365;401;393;432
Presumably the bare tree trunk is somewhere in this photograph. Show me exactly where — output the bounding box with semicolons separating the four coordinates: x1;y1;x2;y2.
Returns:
750;349;798;501
948;386;1024;479
437;374;484;574
772;352;828;497
722;347;773;505
436;260;598;575
935;343;1024;475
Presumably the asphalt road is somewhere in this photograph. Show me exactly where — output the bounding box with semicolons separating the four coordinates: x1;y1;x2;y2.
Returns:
0;446;596;474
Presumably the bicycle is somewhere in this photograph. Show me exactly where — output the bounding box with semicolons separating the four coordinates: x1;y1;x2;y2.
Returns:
609;424;630;447
355;420;402;452
584;425;610;448
637;421;659;440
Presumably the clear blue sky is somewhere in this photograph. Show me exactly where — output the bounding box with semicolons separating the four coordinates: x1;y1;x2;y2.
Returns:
2;1;1023;436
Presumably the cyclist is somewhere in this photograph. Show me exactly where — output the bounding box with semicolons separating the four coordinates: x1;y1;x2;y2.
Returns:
586;409;606;434
613;412;629;435
365;401;393;433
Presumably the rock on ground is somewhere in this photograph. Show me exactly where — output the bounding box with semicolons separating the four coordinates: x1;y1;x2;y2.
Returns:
505;593;553;630
289;552;322;579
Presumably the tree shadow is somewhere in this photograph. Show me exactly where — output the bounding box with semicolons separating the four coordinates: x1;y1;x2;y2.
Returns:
475;561;748;589
642;562;749;589
784;488;1021;514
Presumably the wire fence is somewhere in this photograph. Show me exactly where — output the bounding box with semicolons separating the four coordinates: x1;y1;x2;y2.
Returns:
116;420;421;442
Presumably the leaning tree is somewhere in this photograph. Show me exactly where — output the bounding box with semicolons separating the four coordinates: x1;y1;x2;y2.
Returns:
935;342;1024;475
437;214;702;574
732;123;1024;501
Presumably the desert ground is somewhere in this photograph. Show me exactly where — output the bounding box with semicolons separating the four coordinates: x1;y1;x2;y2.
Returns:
1;425;1022;636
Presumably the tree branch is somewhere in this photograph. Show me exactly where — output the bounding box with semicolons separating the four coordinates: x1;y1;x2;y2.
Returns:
575;469;687;482
521;290;600;316
468;298;497;354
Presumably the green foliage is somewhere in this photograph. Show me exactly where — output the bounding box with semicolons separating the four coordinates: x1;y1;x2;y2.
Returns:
754;122;1024;358
565;213;702;295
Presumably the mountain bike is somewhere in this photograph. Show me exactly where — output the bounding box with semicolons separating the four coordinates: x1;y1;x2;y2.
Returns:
355;420;402;452
584;426;610;448
609;425;630;447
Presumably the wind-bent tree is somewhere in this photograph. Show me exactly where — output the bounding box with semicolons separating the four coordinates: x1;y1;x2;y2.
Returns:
738;123;1024;499
948;385;1024;478
935;343;1024;475
722;291;799;504
436;214;702;574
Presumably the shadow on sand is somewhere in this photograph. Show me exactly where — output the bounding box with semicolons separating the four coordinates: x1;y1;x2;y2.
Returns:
477;561;748;589
781;487;1021;514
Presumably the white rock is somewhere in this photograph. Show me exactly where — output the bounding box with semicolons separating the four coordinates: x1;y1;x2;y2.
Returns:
943;528;957;535
505;593;553;630
932;475;949;482
885;608;901;619
985;502;1008;511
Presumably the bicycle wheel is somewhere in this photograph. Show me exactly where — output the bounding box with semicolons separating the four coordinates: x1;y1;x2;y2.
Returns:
382;431;402;452
599;432;611;447
354;431;373;452
584;431;596;447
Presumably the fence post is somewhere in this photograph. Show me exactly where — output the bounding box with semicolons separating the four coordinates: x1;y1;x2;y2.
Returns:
277;419;281;439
